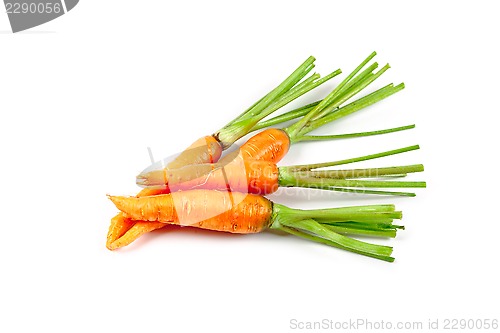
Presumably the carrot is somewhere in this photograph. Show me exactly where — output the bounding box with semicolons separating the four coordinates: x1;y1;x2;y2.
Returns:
109;53;421;255
138;145;426;196
237;128;291;163
232;52;401;164
107;221;166;250
238;74;404;165
106;214;136;248
108;189;404;262
167;135;222;169
137;67;419;196
138;52;406;191
110;190;273;233
106;187;168;249
107;56;342;245
163;56;341;168
137;51;391;181
107;54;325;247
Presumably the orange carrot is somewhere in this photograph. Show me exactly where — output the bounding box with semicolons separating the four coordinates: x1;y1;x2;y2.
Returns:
107;221;166;250
138;56;408;189
108;189;404;262
106;187;169;250
174;158;280;195
138;146;425;196
216;52;400;165
107;136;223;249
106;214;136;248
139;158;278;195
109;190;273;233
108;53;418;261
159;56;329;169
236;128;291;164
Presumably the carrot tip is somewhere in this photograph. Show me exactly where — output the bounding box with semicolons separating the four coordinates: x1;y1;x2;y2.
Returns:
107;239;124;251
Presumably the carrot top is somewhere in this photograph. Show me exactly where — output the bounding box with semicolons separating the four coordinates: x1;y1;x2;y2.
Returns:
279;52;405;142
109;191;403;262
214;56;341;148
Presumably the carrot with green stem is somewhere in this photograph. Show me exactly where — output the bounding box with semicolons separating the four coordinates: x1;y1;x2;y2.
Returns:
108;189;403;262
137;51;389;177
106;56;342;248
138;76;406;192
110;53;412;248
138;145;425;196
168;56;341;168
137;81;417;195
221;55;400;164
115;54;410;247
106;63;336;247
116;145;424;248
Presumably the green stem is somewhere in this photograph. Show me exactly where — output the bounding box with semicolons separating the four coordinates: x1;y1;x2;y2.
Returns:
270;201;403;261
323;225;397;238
284;175;426;189
252;69;341;123
216;65;341;147
290;220;396;256
312;187;416;197
239;57;316;122
310;63;390;122
298;124;415;141
247;73;320;126
252;101;320;131
273;203;400;222
326;62;379;110
215;56;316;146
303;211;402;223
286;52;378;138
286;73;321;97
324;221;404;229
277;220;394;262
285;145;420;172
302;164;424;179
294;83;405;140
226;57;314;127
280;226;395;262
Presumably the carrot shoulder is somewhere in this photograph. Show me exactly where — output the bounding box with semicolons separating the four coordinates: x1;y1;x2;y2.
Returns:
235;128;290;163
109;190;273;234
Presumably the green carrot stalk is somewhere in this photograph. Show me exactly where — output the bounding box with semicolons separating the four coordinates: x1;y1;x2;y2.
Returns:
271;202;404;262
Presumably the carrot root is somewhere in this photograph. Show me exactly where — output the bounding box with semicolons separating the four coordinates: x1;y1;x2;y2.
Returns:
105;187;170;250
106;214;136;250
108;190;273;234
108;221;166;250
108;190;403;261
137;156;280;195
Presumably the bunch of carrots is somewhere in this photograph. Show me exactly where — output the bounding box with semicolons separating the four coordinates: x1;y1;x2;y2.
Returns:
107;52;425;262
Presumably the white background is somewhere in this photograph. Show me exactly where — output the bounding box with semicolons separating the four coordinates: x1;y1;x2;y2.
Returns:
1;1;499;332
